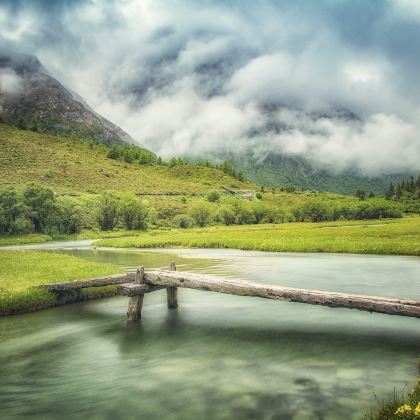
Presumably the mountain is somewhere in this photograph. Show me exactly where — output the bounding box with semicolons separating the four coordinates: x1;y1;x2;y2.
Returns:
230;152;411;195
0;52;131;145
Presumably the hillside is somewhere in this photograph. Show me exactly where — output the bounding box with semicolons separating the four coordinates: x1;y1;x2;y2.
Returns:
0;124;251;195
0;52;131;144
230;153;412;195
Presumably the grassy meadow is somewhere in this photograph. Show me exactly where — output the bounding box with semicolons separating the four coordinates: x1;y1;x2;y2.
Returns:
0;250;121;315
96;217;420;256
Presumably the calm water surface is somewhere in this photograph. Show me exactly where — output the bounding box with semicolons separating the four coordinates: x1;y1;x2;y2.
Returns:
1;244;419;420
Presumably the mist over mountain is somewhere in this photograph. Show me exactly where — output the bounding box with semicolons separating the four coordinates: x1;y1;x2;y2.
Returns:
1;0;420;184
0;50;132;144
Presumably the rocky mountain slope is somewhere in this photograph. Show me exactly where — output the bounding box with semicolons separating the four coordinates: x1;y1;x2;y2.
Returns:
0;52;131;145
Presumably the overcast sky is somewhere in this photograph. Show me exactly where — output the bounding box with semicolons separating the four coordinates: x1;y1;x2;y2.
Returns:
1;0;420;175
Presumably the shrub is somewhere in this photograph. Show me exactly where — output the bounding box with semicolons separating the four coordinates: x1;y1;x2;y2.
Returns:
218;205;237;225
97;193;119;230
301;201;333;222
231;200;256;224
107;146;120;159
120;195;149;230
252;203;283;223
284;184;297;193
207;191;221;202
256;192;263;200
189;202;213;227
173;214;194;228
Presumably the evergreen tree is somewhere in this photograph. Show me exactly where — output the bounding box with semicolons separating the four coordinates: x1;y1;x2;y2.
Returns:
395;184;402;200
385;182;395;200
16;117;26;130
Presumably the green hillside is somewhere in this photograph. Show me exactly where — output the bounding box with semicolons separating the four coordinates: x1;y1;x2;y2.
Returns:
231;153;411;195
0;124;250;195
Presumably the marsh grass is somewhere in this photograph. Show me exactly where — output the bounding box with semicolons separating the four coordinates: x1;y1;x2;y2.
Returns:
0;234;52;246
366;374;420;419
0;250;121;314
96;217;420;256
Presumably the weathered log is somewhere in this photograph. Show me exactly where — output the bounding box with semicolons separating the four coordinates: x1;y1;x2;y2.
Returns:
142;270;420;318
118;283;164;296
166;262;178;309
42;273;135;291
127;267;145;321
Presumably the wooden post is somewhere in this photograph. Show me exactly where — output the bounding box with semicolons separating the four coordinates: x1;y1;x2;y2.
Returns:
166;262;178;309
127;267;144;321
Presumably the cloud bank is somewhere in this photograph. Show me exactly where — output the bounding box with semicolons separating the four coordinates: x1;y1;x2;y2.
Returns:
1;0;420;175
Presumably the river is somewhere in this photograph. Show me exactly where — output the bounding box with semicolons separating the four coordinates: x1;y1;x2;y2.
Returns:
1;242;419;419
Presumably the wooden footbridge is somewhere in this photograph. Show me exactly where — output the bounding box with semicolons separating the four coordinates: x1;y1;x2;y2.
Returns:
42;263;420;320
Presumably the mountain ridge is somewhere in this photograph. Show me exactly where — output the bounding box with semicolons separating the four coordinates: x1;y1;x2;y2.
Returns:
0;52;132;145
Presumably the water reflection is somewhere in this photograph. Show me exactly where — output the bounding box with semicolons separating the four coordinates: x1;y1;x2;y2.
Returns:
0;246;419;419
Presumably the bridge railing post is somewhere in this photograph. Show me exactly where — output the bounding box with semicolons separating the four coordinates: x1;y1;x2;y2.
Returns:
127;267;144;321
166;262;178;309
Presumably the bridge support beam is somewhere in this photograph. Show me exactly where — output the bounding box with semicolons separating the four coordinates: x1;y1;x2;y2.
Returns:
127;267;144;321
166;262;178;309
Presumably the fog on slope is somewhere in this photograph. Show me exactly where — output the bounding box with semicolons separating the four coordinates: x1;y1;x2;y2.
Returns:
1;0;420;175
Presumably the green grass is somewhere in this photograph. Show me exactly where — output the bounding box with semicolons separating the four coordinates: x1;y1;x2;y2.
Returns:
0;233;52;246
366;374;420;419
96;217;420;256
0;250;121;315
0;124;250;195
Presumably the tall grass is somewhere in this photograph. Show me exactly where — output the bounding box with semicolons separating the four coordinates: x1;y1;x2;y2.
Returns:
96;217;420;257
365;368;420;419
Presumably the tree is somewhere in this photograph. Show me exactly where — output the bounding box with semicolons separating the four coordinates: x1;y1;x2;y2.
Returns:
395;184;402;200
189;202;213;227
355;189;366;200
385;183;395;200
120;195;149;230
368;191;375;198
97;193;119;230
54;198;83;234
23;184;56;232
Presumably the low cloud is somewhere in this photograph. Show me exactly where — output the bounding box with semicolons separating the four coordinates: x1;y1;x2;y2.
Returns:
0;69;23;95
1;0;420;175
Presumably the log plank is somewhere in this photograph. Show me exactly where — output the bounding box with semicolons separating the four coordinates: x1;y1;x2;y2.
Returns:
141;270;420;318
41;273;135;291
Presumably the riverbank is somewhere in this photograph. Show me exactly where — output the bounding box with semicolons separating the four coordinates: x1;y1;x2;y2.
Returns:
0;250;121;315
96;217;420;256
366;368;420;419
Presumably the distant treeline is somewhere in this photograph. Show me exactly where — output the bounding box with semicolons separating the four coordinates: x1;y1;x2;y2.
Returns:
0;185;404;237
0;185;149;235
384;174;420;214
385;175;420;200
106;144;246;181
